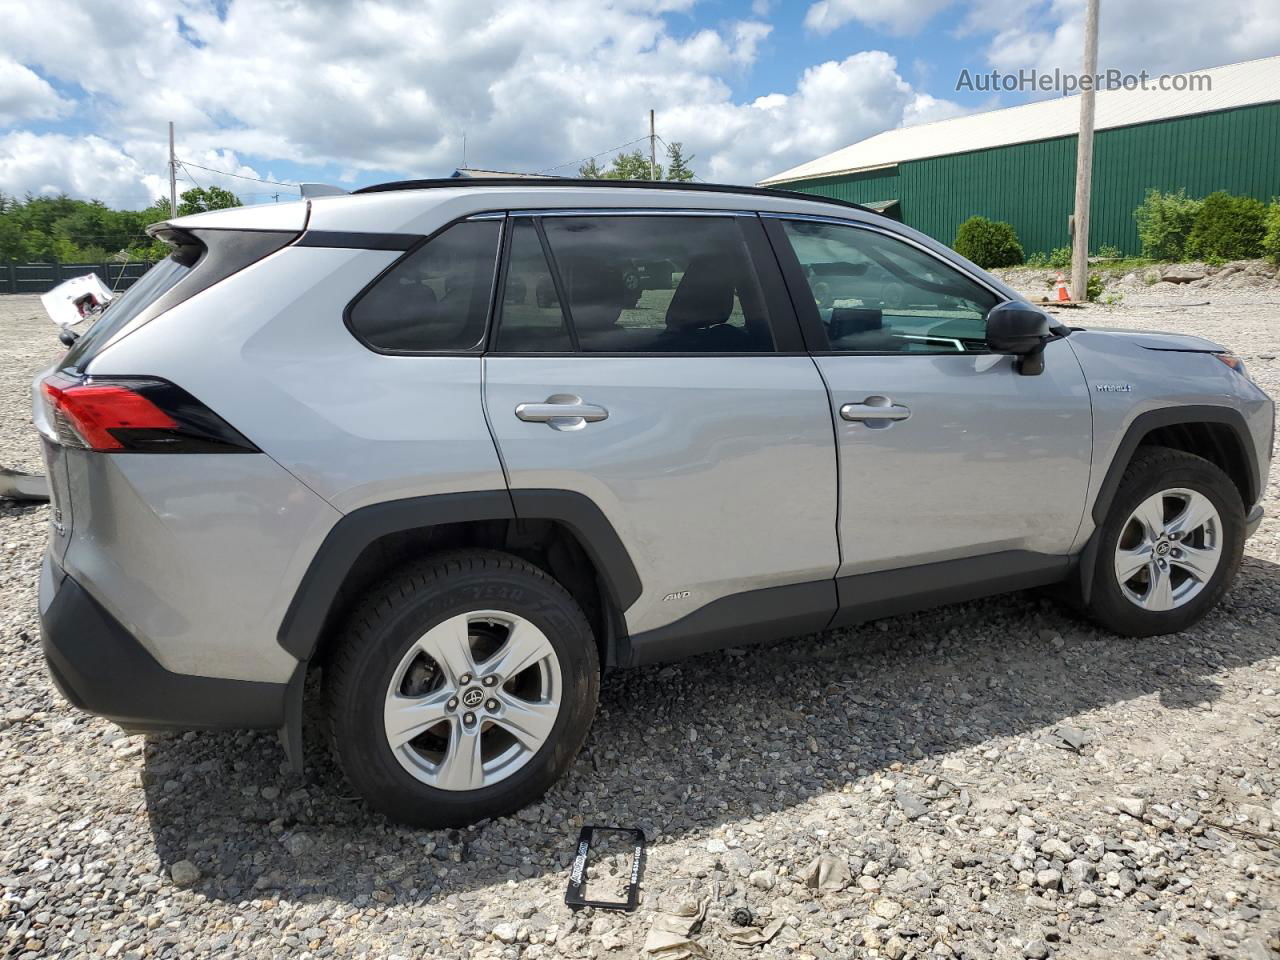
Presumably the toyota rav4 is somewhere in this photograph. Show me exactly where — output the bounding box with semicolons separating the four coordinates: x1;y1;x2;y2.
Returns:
33;179;1273;827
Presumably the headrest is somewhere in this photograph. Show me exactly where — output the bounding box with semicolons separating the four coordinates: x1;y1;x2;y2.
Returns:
665;254;735;331
567;256;625;330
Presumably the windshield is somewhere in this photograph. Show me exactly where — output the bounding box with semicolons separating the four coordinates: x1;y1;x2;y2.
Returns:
62;257;194;369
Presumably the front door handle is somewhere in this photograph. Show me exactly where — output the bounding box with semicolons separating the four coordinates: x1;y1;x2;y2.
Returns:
840;396;911;424
515;394;609;431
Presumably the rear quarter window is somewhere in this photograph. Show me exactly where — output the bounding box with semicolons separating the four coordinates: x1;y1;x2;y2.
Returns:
347;219;501;353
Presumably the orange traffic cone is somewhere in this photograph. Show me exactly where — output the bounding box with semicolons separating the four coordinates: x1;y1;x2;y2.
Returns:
1055;272;1071;302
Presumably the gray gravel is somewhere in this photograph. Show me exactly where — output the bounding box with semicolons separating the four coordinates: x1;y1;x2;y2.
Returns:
2;291;1278;959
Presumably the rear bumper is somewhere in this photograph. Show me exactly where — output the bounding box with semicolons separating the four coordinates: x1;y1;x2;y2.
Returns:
39;554;288;733
1246;504;1265;539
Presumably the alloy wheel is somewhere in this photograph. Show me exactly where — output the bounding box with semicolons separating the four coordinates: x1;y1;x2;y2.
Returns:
383;611;562;790
1113;488;1223;612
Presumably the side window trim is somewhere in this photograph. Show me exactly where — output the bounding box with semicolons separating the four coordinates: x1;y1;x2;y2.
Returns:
760;214;1004;354
343;213;504;356
532;216;580;352
482;213;514;354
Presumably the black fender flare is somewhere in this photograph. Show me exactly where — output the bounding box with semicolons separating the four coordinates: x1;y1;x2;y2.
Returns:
1077;404;1258;604
274;488;641;772
277;488;641;663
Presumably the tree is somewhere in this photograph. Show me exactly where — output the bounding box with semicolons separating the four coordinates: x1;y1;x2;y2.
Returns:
953;216;1024;269
604;149;662;181
1185;191;1266;262
176;186;242;216
664;142;695;182
577;158;605;179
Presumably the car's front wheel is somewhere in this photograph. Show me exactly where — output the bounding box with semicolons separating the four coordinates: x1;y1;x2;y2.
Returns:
1085;446;1245;637
324;550;600;827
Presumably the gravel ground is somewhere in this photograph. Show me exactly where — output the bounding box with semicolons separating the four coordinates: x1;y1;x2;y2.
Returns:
1;291;1278;960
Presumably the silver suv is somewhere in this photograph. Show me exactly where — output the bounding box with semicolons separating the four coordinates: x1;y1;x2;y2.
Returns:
33;180;1273;827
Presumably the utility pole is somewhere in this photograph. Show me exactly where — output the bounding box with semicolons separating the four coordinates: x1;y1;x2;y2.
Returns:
168;121;178;217
649;109;656;181
1070;0;1100;301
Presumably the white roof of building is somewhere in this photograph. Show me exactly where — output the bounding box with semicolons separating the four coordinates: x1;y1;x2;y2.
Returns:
760;56;1280;186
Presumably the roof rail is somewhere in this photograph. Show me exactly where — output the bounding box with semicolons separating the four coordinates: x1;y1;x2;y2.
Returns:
350;176;877;215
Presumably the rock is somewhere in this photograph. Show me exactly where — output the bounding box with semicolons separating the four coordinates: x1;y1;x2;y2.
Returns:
1040;838;1072;860
883;934;908;959
748;870;774;890
872;898;903;921
1114;797;1145;818
705;838;728;854
1035;869;1062;890
895;788;929;820
1051;724;1089;751
492;923;518;944
169;860;200;888
1022;938;1051;959
1162;265;1206;283
1077;889;1099;908
283;832;313;857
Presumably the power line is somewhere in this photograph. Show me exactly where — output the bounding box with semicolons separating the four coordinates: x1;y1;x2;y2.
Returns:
536;136;651;175
177;159;300;189
178;162;204;191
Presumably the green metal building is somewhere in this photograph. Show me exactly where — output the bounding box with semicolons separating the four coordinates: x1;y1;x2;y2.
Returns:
758;57;1280;257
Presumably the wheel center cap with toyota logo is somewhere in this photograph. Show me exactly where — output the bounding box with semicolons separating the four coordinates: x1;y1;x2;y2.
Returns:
1155;541;1172;556
462;688;484;708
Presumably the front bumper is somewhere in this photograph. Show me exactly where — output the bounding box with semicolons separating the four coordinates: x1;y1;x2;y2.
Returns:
39;554;288;733
1246;504;1265;539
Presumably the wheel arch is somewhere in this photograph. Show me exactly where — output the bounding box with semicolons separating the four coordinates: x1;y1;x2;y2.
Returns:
278;489;640;664
1077;405;1258;605
275;489;640;770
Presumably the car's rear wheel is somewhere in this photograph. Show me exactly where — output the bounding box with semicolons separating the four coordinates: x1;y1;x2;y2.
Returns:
324;549;599;827
1085;447;1244;637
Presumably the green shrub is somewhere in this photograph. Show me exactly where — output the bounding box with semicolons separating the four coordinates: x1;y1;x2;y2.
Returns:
1096;243;1123;259
1086;271;1104;301
1185;190;1266;261
954;216;1024;268
1263;200;1280;265
1134;188;1202;261
1047;245;1072;269
1025;250;1049;267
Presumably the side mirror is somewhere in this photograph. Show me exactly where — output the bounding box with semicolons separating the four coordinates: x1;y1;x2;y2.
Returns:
986;301;1053;375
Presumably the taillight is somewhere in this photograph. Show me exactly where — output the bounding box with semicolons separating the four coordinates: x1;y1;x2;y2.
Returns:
40;374;259;454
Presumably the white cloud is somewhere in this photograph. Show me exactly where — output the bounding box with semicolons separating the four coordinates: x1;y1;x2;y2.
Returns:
805;0;954;36
0;0;963;203
0;132;166;206
969;0;1280;86
0;58;74;126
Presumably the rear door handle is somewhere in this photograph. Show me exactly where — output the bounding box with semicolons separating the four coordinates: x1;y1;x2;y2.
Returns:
840;396;911;423
515;394;609;431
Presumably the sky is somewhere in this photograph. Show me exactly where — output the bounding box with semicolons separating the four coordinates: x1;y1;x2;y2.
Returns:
1;0;1278;209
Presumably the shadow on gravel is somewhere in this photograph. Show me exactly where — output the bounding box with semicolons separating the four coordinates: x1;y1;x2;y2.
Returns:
141;555;1280;906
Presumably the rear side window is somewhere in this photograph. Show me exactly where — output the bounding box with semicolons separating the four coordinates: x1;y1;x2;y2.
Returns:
348;219;501;353
495;220;572;352
527;216;774;354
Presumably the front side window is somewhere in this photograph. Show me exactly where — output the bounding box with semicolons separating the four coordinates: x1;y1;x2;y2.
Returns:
348;218;500;352
779;220;998;354
532;215;774;354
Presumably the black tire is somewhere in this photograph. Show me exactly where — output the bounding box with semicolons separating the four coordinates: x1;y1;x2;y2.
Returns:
1085;446;1244;637
324;549;600;827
